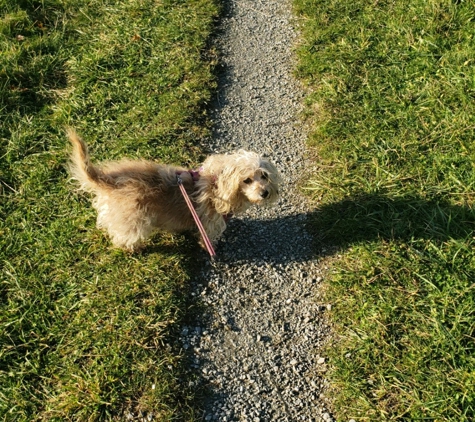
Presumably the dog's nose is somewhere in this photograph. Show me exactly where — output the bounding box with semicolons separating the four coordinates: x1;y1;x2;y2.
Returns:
262;190;269;199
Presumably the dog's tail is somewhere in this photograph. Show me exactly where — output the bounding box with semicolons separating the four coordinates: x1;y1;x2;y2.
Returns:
67;128;110;192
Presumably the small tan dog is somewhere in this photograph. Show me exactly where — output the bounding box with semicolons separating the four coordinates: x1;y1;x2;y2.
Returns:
68;129;280;251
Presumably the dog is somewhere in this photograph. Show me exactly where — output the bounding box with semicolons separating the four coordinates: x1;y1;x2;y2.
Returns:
67;129;281;252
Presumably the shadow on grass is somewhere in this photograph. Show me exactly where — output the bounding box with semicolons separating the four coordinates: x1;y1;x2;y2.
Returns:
309;194;475;248
207;194;475;264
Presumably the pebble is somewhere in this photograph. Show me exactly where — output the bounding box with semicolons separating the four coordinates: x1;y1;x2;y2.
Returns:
180;0;333;420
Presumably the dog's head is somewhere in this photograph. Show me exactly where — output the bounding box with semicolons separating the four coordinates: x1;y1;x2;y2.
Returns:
236;151;280;206
202;150;281;214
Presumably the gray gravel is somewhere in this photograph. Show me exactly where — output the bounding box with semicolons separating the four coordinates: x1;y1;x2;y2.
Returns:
182;0;334;420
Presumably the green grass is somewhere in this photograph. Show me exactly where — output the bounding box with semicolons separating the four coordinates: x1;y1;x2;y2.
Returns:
1;0;219;420
294;0;475;420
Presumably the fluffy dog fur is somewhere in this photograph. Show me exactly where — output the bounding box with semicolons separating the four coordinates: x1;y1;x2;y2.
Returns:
67;129;280;251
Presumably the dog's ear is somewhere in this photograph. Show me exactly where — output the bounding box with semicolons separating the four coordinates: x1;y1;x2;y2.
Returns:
214;164;246;214
260;158;281;203
199;154;239;214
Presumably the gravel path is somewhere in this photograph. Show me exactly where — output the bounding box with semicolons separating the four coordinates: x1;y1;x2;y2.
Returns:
181;1;334;420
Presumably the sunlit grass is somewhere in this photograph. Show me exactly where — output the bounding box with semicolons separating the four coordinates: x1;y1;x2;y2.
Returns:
1;0;219;419
294;0;475;420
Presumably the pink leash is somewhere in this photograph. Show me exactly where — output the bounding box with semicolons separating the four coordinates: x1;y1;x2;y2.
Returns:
177;174;216;258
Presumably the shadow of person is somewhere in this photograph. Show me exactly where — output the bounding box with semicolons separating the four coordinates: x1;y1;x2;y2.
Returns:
308;193;475;251
214;212;318;265
213;193;475;264
140;193;474;269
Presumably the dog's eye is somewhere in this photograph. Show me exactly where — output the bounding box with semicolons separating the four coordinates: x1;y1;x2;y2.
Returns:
261;172;269;181
244;178;253;184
